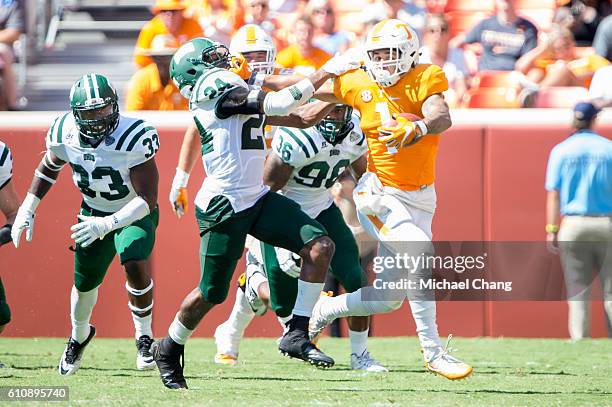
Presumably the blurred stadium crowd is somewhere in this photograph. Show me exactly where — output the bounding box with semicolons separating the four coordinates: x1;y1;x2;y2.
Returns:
0;0;611;111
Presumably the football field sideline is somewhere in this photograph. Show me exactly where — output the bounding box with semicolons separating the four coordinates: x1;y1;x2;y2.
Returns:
1;337;611;406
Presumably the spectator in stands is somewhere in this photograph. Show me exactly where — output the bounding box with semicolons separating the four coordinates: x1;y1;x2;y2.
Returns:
126;35;188;111
243;0;286;50
361;0;427;40
185;0;239;46
276;15;331;76
545;101;612;340
134;0;203;68
589;65;612;107
554;0;605;46
419;13;469;107
307;0;354;55
0;0;24;110
593;15;612;61
450;0;538;72
515;26;609;106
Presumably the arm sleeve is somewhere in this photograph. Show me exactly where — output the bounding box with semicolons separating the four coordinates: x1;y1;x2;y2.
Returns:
463;20;484;44
215;87;266;119
0;143;13;190
545;148;562;191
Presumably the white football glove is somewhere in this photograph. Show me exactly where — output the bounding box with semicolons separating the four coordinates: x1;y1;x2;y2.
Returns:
275;247;301;278
11;205;36;248
322;48;363;76
70;215;114;248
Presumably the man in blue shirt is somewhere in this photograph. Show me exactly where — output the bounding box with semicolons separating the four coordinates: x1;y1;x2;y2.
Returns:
545;102;612;339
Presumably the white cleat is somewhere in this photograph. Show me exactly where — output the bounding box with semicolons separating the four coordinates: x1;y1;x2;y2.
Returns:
214;322;240;365
135;335;156;370
424;335;473;380
351;350;389;373
309;291;335;343
58;325;96;376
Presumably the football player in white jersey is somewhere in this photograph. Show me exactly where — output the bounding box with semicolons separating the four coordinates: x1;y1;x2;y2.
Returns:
152;37;360;389
11;74;160;375
0;140;20;368
214;104;388;372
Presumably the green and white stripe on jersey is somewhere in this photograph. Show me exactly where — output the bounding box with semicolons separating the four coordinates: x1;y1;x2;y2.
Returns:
0;143;10;167
114;120;156;152
47;113;70;144
277;127;319;159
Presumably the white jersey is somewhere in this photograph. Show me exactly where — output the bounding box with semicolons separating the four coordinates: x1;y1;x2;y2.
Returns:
271;114;367;218
0;141;13;189
46;113;159;213
190;68;268;213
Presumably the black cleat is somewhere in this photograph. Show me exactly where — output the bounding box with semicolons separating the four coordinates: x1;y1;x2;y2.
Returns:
151;337;188;389
58;325;96;375
136;335;156;370
278;316;334;368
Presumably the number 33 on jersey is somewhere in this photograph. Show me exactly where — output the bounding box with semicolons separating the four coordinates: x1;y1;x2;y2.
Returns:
46;113;160;213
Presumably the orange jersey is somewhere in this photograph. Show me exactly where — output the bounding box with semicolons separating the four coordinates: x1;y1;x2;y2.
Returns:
134;15;203;67
333;64;448;190
125;63;188;111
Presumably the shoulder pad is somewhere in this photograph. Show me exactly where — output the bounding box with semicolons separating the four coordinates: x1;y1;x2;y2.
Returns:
192;69;248;104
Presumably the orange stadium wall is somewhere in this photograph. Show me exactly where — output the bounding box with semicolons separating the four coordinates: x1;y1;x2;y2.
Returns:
0;110;610;339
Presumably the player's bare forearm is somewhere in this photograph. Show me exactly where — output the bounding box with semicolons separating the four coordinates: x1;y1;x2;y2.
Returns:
265;101;335;128
178;123;202;174
130;157;159;210
28;152;65;200
262;74;303;91
422;94;452;134
308;69;336;92
263;153;293;191
350;154;368;180
546;190;560;226
0;28;21;44
0;180;20;223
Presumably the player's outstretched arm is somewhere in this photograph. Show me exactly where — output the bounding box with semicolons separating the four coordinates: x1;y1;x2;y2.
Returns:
265;100;336;128
0;180;20;246
262;153;294;192
170;123;200;218
11;150;66;247
422;94;452;135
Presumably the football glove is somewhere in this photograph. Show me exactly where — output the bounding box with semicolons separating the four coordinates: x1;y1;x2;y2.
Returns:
11;194;39;248
229;53;253;81
321;48;363;76
377;116;428;150
170;167;190;218
274;247;301;278
70;215;114;248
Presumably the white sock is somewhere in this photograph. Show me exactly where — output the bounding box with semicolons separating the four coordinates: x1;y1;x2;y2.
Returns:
319;290;404;320
408;300;441;352
292;280;324;317
247;269;267;294
349;329;368;356
132;313;153;339
277;314;292;334
168;314;194;345
227;288;255;335
71;285;98;344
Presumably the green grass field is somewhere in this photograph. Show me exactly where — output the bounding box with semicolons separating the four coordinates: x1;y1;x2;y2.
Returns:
0;337;611;406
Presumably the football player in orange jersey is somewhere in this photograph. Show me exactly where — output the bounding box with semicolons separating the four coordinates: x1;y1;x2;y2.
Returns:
309;19;473;380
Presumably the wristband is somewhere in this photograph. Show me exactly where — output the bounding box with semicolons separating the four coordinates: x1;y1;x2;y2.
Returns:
545;224;559;233
414;120;428;136
173;167;190;188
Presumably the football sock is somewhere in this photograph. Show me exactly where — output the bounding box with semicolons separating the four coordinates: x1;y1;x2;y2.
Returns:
292;280;324;317
168;314;194;345
408;300;442;355
318;290;404;320
227;288;255;336
132;313;153;339
248;271;267;294
70;285;98;344
277;315;292;333
349;328;369;356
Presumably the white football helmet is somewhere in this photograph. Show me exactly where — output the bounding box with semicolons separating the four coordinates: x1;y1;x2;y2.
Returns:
364;19;420;87
230;24;276;75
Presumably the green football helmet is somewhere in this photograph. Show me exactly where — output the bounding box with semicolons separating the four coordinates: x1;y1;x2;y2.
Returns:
316;104;355;145
170;37;232;99
69;73;119;145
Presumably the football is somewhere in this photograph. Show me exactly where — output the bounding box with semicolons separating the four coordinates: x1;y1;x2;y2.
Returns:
386;112;422;126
